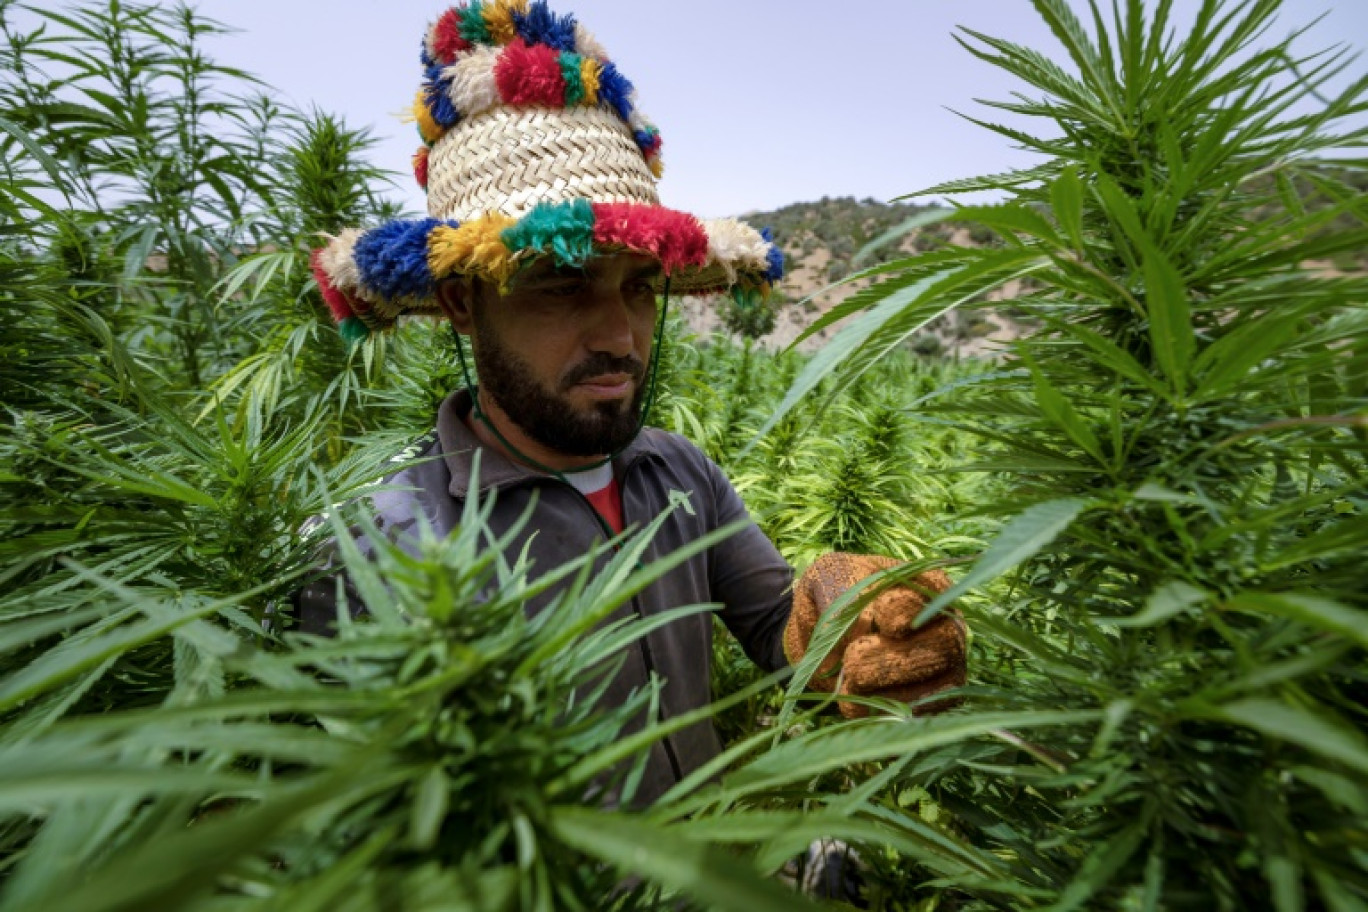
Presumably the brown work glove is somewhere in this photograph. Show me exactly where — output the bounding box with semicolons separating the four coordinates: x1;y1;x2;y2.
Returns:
783;553;967;719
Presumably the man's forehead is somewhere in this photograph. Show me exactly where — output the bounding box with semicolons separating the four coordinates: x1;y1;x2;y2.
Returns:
512;252;662;283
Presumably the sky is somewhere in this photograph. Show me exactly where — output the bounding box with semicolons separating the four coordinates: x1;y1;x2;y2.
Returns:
174;1;1368;219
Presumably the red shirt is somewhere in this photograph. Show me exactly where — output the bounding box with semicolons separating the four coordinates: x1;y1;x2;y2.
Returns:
582;477;624;534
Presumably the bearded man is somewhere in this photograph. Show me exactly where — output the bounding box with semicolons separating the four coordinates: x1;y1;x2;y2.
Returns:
299;0;967;807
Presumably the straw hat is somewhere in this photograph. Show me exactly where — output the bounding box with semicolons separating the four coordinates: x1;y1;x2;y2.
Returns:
311;0;785;343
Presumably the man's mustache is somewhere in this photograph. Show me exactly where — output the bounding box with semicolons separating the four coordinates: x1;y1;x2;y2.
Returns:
560;354;646;390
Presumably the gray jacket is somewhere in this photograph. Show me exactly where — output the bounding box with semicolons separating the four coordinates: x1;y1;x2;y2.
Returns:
294;389;793;805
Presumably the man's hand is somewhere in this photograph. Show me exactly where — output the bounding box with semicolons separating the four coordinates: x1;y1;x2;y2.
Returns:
783;553;967;719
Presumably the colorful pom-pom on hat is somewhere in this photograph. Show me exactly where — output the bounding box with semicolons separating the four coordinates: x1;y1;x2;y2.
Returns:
313;0;783;340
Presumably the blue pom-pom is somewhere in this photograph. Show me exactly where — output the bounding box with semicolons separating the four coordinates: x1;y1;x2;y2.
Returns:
764;246;785;283
353;218;447;301
513;1;578;51
425;73;460;128
761;227;784;282
632;128;660;154
596;62;635;122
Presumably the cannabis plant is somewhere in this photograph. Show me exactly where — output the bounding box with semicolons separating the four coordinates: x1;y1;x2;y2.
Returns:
1;483;728;910
0;5;1069;908
765;0;1368;907
0;0;396;434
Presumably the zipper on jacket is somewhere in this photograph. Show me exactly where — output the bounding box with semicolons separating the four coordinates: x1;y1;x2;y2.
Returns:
557;465;685;785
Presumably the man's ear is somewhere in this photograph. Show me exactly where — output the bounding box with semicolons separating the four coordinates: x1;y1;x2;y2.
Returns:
435;278;475;335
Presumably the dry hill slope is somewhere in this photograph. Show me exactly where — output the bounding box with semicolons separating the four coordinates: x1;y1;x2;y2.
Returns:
678;196;1028;356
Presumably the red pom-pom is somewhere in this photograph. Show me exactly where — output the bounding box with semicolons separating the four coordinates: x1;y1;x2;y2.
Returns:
413;146;430;190
591;203;709;275
432;9;470;63
494;39;566;107
310;249;358;323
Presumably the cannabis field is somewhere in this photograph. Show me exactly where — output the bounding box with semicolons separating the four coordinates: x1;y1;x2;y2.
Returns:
2;0;1365;909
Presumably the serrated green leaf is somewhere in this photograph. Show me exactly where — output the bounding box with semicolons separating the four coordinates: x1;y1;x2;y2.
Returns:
0;599;223;712
552;808;825;912
853;207;951;267
1202;699;1368;775
1287;766;1368;816
948;203;1065;247
409;765;449;850
0;114;70;196
728;710;1098;795
1313;865;1368;912
1109;581;1210;627
745;269;955;450
1027;357;1105;463
898;162;1059;199
1052;814;1151;912
1052;166;1085;248
1227;592;1368;649
667;809;1005;882
1193;311;1300;399
924;498;1091;617
1144;245;1194;391
1053;318;1169;396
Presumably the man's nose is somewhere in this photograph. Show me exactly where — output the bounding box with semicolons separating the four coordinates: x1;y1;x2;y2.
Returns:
584;289;639;357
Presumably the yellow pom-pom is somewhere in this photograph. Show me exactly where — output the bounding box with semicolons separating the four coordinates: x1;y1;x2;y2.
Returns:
579;57;601;106
412;91;444;145
483;0;528;45
428;215;519;286
648;157;664;179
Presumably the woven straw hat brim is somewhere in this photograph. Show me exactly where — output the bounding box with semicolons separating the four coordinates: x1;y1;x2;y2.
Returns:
312;187;782;335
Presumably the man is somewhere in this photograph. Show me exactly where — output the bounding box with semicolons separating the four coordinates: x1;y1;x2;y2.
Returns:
302;0;966;807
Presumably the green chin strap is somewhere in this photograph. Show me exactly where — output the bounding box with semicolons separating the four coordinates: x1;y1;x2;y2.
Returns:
453;276;672;486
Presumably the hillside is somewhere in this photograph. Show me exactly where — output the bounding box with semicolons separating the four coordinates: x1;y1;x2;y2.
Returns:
677;196;1030;356
681;173;1367;354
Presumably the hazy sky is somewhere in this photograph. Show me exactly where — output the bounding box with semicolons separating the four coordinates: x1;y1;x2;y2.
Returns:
184;1;1368;218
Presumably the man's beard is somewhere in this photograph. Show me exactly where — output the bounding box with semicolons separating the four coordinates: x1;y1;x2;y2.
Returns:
472;318;648;458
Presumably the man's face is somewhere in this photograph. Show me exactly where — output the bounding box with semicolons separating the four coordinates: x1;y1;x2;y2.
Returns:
468;252;662;458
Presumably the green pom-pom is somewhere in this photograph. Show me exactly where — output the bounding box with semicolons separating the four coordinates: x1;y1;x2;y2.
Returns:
459;3;491;44
501;199;596;267
339;317;370;346
730;284;761;311
559;51;585;106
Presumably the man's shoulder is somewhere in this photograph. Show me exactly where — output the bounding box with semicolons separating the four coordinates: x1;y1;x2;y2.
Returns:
630;427;737;505
364;429;452;526
298;428;448;551
635;426;718;472
373;429;444;487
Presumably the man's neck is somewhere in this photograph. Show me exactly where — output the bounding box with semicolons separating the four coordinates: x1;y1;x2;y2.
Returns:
465;387;609;474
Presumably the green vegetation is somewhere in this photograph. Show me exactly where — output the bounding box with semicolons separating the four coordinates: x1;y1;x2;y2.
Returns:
757;0;1368;907
1;0;1364;910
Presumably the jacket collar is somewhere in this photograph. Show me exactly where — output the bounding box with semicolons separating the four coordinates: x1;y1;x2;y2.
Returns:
436;388;663;500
